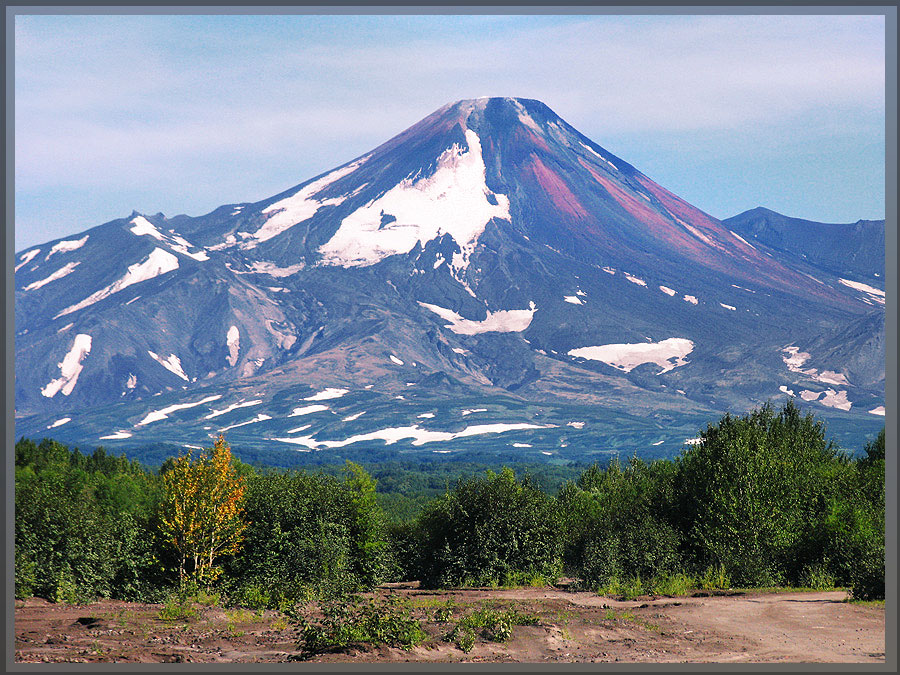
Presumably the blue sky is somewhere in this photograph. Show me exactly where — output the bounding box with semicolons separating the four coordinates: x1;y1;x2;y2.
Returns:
14;12;886;251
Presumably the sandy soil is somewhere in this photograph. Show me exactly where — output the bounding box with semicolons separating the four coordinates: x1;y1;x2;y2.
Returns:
14;584;885;664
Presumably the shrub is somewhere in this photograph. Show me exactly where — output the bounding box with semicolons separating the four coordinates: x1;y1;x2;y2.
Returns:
289;593;426;659
415;468;563;588
443;606;539;652
647;572;694;597
559;457;682;587
225;463;390;606
698;564;730;591
676;400;845;587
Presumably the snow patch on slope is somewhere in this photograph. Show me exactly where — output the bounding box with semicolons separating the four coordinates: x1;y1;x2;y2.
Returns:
205;399;263;419
419;301;536;335
304;388;349;401
564;295;583;305
23;261;80;291
729;231;756;249
217;414;272;433
41;334;92;397
245;159;368;247
45;236;89;260
272;422;555;449
799;389;852;411
100;431;133;440
148;351;189;381
15;249;41;272
136;394;222;426
568;337;694;374
226;325;240;367
318;130;509;270
47;417;72;429
130;216;208;261
55;248;179;318
289;404;330;417
839;278;885;305
781;346;849;386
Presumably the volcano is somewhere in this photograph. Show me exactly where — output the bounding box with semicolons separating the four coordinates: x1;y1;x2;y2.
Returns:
14;97;885;463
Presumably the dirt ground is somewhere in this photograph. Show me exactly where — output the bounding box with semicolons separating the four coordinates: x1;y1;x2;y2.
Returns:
14;583;886;664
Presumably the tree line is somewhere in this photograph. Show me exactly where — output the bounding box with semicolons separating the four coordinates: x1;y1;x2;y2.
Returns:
15;399;885;607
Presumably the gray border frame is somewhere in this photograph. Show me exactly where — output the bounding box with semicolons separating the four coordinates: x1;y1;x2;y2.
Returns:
4;4;896;672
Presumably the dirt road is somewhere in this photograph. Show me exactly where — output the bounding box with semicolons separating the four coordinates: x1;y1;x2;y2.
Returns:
14;586;885;664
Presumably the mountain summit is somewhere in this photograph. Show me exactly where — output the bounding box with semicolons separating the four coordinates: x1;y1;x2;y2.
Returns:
14;97;885;461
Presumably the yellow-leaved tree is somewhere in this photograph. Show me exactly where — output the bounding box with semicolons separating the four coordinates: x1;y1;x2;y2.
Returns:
159;435;247;586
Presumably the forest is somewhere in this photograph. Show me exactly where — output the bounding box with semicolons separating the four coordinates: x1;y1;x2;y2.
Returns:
15;399;885;621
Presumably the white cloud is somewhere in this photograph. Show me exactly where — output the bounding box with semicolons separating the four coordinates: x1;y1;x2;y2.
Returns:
14;14;885;250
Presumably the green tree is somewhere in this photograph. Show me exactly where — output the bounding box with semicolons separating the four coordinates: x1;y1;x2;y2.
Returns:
676;399;846;586
415;467;562;588
558;457;682;587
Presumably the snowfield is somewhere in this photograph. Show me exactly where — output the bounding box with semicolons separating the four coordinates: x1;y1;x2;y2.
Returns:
217;414;272;433
568;337;694;374
136;394;222;426
781;346;849;386
147;351;189;381
246;159;368;246
23;261;80;291
317;129;509;270
272;421;555;449
45;235;89;260
419;301;537;335
288;404;330;417
55;248;179;318
204;399;263;419
226;326;240;367
839;278;885;305
130;216;208;261
15;248;41;272
304;388;349;401
799;389;852;411
99;430;133;440
41;334;92;398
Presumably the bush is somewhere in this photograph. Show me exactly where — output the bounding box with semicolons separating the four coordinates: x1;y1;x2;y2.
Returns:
443;606;539;652
559;457;682;587
289;593;426;658
676;400;846;587
14;438;167;603
415;468;563;588
224;462;390;606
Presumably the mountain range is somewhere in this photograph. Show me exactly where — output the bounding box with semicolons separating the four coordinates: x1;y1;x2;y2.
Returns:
14;97;885;465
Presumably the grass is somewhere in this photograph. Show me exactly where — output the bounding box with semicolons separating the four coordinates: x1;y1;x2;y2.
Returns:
845;598;885;608
443;605;540;653
602;608;659;632
288;593;428;659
